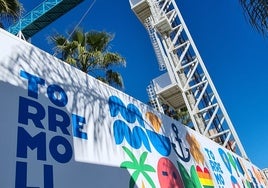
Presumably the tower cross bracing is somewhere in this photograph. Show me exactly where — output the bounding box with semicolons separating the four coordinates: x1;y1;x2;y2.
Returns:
130;0;248;160
8;0;84;40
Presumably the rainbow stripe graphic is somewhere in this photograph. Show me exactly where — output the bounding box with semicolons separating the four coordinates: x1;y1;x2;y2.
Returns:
196;165;214;188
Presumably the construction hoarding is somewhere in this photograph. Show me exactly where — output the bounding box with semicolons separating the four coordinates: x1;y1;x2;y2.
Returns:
0;29;267;187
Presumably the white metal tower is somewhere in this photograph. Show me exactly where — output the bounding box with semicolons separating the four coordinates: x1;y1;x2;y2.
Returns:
129;0;248;160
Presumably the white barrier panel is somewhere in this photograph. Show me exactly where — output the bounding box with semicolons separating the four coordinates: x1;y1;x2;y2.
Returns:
0;29;267;188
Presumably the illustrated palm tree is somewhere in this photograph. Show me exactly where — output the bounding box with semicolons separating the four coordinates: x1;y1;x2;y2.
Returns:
0;0;22;28
239;0;268;36
51;28;126;89
120;146;156;188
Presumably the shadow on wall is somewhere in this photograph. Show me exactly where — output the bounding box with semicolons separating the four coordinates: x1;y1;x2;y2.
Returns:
0;31;132;187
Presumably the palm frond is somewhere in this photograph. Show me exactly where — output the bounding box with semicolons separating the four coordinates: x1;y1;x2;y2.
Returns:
239;0;268;36
120;161;138;169
71;28;86;46
86;31;113;51
103;52;126;68
122;146;138;164
0;0;22;26
106;70;124;88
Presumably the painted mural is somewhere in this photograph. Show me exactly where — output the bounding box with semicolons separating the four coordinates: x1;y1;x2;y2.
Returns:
0;28;267;187
101;95;267;188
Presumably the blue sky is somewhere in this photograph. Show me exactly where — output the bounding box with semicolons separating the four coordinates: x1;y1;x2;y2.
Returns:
18;0;268;169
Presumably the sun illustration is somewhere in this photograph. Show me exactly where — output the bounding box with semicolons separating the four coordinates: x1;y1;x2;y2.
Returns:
186;133;205;165
145;112;162;133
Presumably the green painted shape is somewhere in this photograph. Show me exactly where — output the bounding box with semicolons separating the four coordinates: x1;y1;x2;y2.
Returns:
176;161;196;188
190;165;202;188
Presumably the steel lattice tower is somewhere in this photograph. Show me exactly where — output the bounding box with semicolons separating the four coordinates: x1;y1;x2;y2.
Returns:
129;0;248;160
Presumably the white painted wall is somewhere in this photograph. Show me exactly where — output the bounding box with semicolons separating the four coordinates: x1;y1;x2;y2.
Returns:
0;28;267;188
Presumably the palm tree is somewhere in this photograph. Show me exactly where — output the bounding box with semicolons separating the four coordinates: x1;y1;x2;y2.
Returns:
50;28;126;89
0;0;22;28
239;0;268;36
